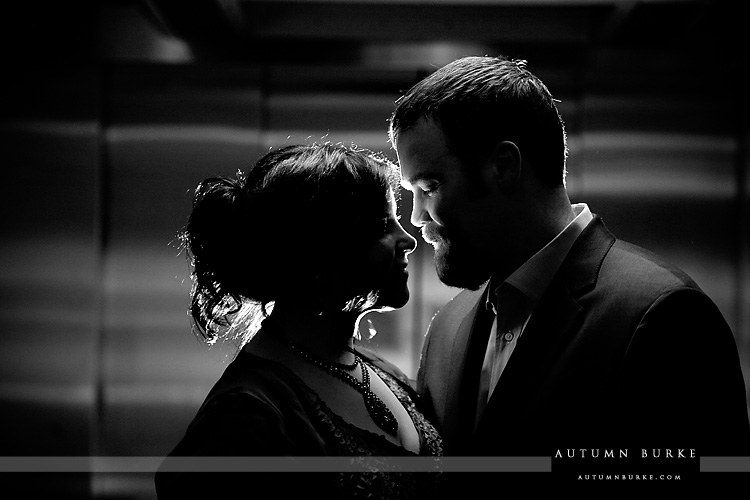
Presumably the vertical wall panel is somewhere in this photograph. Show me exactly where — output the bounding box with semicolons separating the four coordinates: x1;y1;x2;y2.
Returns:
738;79;750;392
575;52;749;395
98;65;265;467
0;65;101;497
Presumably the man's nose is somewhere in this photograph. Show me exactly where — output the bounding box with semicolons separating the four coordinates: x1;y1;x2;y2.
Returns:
410;191;431;228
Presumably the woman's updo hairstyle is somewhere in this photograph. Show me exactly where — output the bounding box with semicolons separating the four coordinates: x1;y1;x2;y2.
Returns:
180;142;401;344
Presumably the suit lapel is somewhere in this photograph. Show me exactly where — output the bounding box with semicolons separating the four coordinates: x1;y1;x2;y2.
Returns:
452;292;495;449
474;216;616;439
439;286;492;451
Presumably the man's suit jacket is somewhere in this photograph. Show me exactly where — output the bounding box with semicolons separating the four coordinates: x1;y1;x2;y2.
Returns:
417;216;750;457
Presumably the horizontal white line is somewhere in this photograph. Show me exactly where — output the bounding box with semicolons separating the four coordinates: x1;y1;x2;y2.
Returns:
0;456;746;472
0;456;550;472
0;383;215;406
0;384;94;406
574;131;736;152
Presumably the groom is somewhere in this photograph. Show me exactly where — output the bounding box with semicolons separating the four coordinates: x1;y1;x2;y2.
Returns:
389;55;750;464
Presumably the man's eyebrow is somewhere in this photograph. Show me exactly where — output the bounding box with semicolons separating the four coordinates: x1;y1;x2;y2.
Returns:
401;172;438;187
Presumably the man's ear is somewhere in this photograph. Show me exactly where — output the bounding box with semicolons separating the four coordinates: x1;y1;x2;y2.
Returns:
487;141;522;188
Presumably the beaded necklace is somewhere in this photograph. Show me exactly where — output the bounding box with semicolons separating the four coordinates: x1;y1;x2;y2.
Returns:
285;339;399;436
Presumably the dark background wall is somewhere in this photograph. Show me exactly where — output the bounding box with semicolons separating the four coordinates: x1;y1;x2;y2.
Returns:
1;1;748;498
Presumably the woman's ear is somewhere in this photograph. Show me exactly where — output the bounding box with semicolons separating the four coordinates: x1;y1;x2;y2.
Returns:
487;140;522;189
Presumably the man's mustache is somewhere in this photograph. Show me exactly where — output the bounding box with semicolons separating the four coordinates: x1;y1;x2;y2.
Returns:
421;225;445;245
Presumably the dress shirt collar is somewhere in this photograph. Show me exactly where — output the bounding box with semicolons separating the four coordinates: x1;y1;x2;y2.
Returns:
486;203;593;310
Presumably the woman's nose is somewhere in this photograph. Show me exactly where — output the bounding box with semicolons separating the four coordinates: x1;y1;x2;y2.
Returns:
397;222;418;255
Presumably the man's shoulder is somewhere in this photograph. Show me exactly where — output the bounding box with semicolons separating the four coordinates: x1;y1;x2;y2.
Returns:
566;215;702;295
425;286;484;336
432;286;484;316
603;238;702;292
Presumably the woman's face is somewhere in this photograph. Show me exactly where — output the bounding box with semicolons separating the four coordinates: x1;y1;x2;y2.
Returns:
336;189;418;312
370;191;418;309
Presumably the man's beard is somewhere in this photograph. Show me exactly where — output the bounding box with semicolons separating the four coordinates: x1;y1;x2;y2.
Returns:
424;227;490;291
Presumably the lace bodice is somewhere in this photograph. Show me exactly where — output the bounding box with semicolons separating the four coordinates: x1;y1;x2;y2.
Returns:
307;361;443;499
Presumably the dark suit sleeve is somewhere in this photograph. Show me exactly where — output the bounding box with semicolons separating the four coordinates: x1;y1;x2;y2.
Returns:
415;315;444;433
617;288;750;456
416;322;433;394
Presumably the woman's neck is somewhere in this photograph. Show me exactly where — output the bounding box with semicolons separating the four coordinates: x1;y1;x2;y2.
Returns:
265;301;361;362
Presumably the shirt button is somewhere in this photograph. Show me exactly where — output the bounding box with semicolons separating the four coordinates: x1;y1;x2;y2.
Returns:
503;332;514;342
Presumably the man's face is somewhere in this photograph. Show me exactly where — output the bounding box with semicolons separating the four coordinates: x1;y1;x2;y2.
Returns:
396;119;498;290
